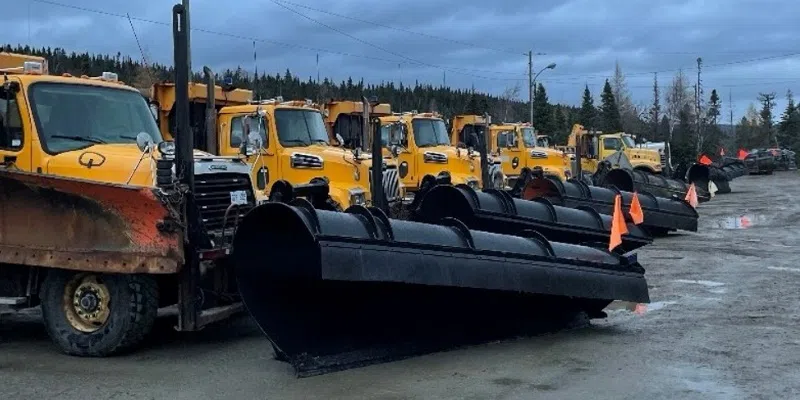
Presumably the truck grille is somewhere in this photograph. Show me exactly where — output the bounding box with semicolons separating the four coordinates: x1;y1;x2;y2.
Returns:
370;167;401;202
423;151;448;163
194;172;256;241
660;153;666;167
291;153;324;169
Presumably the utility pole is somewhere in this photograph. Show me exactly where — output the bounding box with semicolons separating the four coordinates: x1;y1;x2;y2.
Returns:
443;71;446;87
695;57;703;153
729;89;734;144
528;51;533;124
316;53;320;105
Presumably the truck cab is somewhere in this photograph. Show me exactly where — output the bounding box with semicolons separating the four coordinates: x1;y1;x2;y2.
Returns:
568;124;662;174
149;83;390;210
449;114;506;190
378;112;481;200
0;51;257;356
0;54;255;237
490;122;571;184
319;99;403;203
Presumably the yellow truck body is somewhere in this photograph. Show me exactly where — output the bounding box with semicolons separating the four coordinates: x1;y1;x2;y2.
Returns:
449;114;506;189
489;123;571;184
149;84;391;209
567;124;662;174
377;112;481;198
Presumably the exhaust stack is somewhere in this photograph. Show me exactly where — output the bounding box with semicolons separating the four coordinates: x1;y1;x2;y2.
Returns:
478;113;491;188
203;66;217;155
364;96;385;212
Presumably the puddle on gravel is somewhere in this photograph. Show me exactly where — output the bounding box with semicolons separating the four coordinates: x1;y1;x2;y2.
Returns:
711;213;773;229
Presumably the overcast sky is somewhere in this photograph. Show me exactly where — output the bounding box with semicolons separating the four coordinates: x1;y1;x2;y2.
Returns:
4;0;800;121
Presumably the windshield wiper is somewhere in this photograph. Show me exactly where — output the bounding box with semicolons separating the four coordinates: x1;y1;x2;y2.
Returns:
50;135;107;144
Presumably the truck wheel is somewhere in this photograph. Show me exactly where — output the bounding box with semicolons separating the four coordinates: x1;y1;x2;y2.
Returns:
40;270;158;357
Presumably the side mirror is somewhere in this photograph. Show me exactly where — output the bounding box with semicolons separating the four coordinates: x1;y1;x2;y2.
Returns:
335;133;344;147
390;145;400;157
353;147;362;159
136;132;154;153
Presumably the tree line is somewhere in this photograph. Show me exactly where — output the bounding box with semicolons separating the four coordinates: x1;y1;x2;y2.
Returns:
4;44;798;164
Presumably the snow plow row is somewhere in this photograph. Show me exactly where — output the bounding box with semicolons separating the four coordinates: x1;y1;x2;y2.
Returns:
232;199;649;376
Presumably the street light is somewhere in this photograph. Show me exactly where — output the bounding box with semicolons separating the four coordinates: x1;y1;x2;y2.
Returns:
530;63;557;125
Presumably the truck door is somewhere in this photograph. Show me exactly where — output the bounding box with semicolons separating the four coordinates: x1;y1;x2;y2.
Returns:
220;113;277;196
392;121;416;190
496;129;521;176
0;81;33;172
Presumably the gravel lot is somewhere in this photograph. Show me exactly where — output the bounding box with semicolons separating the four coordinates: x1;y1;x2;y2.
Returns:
2;172;799;400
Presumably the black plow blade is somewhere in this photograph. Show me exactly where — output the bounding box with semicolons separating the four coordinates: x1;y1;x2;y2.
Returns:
523;176;698;235
232;200;649;377
415;184;652;252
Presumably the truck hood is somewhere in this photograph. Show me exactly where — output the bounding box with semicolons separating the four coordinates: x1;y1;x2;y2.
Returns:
627;148;661;164
45;144;161;187
45;144;248;187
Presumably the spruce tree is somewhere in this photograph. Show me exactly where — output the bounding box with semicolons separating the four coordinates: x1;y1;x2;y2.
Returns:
599;79;623;132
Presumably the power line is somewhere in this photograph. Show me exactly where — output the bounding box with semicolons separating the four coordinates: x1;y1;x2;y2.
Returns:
29;0;521;80
269;0;523;80
272;0;525;56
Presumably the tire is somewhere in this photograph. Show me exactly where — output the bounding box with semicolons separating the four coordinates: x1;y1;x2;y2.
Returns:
40;269;158;357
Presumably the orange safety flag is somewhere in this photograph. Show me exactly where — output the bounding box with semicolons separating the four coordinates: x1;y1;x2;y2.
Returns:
698;154;713;165
684;183;699;208
737;149;748;160
629;192;644;225
608;194;629;251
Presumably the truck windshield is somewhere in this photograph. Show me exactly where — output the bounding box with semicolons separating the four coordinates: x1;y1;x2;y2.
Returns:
275;109;330;147
521;127;536;148
412;118;449;147
29;83;163;154
622;135;636;148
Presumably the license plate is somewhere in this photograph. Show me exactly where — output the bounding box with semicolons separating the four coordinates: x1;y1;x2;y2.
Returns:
230;190;248;205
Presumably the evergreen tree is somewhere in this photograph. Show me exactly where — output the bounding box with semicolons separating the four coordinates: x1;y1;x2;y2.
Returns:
777;90;799;155
599;79;623;132
532;83;553;133
707;89;721;125
578;85;596;128
671;104;696;166
758;92;777;147
648;73;661;142
658;115;670;142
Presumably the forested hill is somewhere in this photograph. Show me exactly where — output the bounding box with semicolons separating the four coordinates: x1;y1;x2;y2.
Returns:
3;44;583;144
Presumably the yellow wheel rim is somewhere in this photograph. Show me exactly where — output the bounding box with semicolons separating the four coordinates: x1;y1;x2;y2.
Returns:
62;273;111;333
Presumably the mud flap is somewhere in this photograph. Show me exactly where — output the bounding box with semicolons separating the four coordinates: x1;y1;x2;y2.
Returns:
521;176;699;234
232;200;649;377
0;170;184;273
414;184;652;252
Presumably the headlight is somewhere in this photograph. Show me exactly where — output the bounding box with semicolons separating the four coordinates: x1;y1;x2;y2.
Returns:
158;140;176;156
350;190;366;206
467;180;480;190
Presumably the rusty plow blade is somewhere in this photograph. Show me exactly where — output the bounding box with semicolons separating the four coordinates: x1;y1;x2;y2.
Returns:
522;176;698;236
599;168;711;203
0;171;183;274
232;200;649;377
415;184;651;252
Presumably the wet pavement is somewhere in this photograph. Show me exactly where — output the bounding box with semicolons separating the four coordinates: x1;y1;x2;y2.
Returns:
2;172;799;400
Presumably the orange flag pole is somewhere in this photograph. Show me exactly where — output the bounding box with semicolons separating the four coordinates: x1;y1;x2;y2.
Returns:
609;194;629;251
684;183;699;208
629;192;644;225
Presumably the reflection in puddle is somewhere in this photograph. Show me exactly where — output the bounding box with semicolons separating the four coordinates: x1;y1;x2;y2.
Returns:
632;301;678;315
712;214;772;229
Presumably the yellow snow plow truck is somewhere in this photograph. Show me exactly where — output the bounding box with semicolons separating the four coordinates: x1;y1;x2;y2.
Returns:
567;124;662;175
449;114;507;190
147;80;401;210
1;4;652;378
0;46;257;356
489;122;572;185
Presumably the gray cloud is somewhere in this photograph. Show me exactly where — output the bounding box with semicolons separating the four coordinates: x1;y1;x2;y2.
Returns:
4;0;799;120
